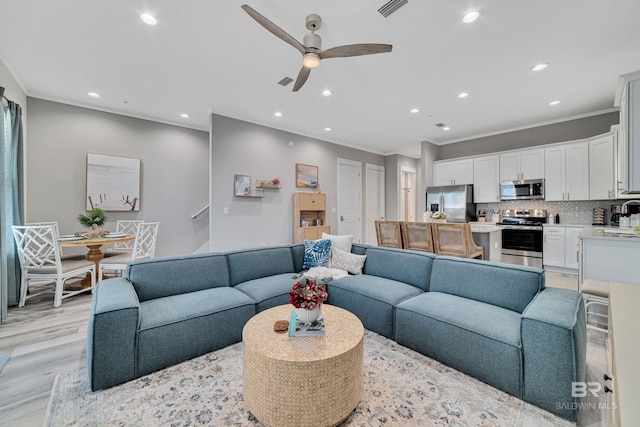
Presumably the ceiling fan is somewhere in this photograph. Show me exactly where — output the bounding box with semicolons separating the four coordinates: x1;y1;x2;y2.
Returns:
241;4;393;92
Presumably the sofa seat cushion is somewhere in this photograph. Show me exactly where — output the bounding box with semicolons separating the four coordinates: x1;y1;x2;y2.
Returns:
234;273;302;312
395;292;523;397
327;274;423;339
137;287;255;376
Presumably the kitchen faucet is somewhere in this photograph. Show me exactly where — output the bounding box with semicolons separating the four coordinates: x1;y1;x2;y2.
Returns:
621;200;640;214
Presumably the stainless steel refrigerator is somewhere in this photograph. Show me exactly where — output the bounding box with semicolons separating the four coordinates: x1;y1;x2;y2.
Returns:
426;184;476;223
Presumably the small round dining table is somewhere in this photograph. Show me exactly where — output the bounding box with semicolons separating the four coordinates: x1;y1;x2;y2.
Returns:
58;234;135;287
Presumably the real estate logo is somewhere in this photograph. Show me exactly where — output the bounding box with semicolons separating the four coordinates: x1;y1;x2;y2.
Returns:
555;382;618;411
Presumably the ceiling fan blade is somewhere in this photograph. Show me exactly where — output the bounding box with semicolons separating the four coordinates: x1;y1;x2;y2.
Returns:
292;66;311;92
320;43;393;59
241;4;305;55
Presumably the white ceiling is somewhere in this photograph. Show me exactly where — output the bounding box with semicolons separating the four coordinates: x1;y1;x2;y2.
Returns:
1;1;639;158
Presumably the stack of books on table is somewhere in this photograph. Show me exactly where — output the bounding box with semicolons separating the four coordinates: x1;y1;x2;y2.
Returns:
288;311;326;337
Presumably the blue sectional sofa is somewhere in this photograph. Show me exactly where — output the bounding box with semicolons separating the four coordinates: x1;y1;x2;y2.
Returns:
87;242;585;421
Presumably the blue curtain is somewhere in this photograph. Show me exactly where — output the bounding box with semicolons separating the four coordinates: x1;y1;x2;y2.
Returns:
0;87;24;324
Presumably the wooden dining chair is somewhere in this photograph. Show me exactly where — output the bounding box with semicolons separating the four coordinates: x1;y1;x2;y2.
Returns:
12;224;96;307
431;222;484;260
401;222;434;252
99;222;160;281
375;220;404;248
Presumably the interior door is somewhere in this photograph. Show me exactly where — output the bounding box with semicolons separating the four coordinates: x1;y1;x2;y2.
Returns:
365;164;385;245
400;167;416;222
337;158;362;243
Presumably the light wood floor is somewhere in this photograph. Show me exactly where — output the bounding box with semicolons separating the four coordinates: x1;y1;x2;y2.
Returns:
0;280;610;427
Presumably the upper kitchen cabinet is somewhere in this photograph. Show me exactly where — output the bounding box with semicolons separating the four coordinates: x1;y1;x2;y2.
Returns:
614;71;640;197
545;141;589;201
433;158;473;186
589;131;617;200
499;148;545;181
473;155;500;203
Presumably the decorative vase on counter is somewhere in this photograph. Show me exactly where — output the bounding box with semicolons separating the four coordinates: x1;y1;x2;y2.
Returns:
295;306;322;323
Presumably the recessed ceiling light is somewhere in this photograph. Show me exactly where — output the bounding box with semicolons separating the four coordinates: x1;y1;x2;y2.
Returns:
324;127;332;132
457;92;469;99
531;63;548;72
274;112;283;117
140;13;157;25
180;113;190;118
548;100;561;106
322;89;332;96
442;127;451;131
87;92;101;98
462;10;480;23
410;108;420;114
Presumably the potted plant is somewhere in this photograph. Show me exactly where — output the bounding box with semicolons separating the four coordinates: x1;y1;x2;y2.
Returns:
431;211;450;223
77;208;108;237
289;277;328;322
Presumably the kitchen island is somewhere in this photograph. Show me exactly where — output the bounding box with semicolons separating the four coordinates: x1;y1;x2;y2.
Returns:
470;223;502;262
579;228;640;286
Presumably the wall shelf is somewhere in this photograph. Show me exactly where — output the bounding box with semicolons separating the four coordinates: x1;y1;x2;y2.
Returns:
256;180;282;189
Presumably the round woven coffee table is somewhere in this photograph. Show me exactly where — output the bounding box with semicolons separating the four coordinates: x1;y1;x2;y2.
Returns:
243;304;364;427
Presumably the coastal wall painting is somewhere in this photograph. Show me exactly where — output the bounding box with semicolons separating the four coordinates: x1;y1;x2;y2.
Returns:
86;153;141;211
296;163;318;188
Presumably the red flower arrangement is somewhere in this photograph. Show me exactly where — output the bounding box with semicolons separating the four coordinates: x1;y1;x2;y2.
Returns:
289;278;328;310
272;178;280;185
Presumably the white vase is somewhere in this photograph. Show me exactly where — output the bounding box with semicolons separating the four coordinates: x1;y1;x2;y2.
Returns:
295;307;321;323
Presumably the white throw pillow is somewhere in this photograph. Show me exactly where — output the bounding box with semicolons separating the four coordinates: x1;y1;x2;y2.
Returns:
306;266;349;281
321;232;353;252
330;247;366;275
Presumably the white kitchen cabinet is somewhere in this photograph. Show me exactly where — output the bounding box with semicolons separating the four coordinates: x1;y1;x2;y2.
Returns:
545;141;589;201
614;71;640;198
544;225;584;271
564;227;584;270
589;132;617;200
499;148;545;181
434;159;473;186
473;155;499;202
543;226;565;267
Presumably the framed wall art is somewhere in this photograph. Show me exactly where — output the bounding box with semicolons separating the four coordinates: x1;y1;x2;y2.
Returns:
234;174;252;196
86;153;141;211
296;163;318;188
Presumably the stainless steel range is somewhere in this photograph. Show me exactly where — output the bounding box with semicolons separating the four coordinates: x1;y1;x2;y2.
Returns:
498;209;547;268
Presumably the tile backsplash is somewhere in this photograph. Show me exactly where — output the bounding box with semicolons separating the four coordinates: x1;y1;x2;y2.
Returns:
477;200;620;226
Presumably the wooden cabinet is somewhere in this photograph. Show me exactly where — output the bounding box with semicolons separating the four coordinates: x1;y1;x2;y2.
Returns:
499;148;545;181
473;155;499;202
589;132;617;200
433;159;473;186
293;192;330;243
545;141;589;201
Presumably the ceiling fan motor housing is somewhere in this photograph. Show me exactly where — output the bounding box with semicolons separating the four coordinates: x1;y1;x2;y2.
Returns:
303;32;321;50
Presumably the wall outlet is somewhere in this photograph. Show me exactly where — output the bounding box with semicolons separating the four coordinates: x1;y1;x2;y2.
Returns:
331;207;337;213
223;207;229;215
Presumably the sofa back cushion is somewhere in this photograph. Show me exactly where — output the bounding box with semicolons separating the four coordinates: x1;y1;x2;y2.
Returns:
290;243;305;272
429;256;544;313
363;246;435;291
227;246;295;286
127;253;230;302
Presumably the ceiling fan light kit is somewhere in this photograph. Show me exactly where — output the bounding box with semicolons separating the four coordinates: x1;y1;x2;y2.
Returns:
241;4;392;91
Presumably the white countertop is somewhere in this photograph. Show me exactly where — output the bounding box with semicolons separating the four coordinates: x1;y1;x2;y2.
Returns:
543;223;592;228
579;226;640;242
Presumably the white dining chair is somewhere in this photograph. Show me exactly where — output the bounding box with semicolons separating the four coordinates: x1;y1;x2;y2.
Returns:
99;222;159;281
106;219;145;255
12;224;96;308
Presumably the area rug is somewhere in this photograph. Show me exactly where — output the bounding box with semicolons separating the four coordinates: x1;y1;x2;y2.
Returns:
44;331;571;426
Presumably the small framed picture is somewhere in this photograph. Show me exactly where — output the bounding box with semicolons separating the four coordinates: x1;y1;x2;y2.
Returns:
234;174;252;196
296;163;318;188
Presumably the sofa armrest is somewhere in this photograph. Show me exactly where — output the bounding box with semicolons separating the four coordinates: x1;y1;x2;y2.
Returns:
87;277;141;391
520;287;586;422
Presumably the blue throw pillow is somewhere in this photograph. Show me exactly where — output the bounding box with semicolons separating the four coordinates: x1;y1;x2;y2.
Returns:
303;239;332;269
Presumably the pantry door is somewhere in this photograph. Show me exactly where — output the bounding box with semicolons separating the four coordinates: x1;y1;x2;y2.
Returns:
337;158;362;243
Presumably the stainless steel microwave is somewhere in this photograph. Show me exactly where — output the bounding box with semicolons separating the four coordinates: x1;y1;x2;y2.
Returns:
500;179;545;200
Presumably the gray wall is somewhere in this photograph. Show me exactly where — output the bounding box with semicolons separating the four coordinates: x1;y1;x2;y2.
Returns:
209;113;384;251
26;99;209;257
438;112;619;160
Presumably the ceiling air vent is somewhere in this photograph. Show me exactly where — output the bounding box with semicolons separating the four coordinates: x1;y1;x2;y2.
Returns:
378;0;408;18
278;77;294;87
